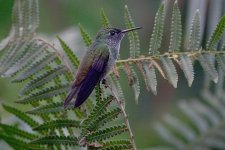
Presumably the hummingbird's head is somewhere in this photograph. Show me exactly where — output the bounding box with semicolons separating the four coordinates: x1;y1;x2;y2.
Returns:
96;27;142;48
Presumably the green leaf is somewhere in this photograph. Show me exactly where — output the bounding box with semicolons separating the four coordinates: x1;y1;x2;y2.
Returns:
2;104;39;128
30;136;78;146
143;63;157;95
79;23;92;47
198;54;218;83
100;8;111;27
0;123;38;140
86;124;128;143
187;9;201;51
17;84;70;104
179;54;194;87
124;5;140;58
206;15;225;50
169;0;182;52
57;36;80;69
149;2;165;55
33;119;80;131
160;56;178;88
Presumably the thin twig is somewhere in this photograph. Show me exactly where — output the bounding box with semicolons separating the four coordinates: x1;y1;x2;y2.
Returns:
107;85;137;150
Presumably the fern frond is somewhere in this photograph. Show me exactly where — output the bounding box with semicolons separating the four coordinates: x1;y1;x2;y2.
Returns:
5;42;46;77
82;96;114;130
169;0;182;52
197;54;218;83
0;123;38;140
31;0;40;31
178;54;194;87
149;2;165;55
57;36;80;69
123;63;135;86
22;0;33;34
97;140;132;150
12;0;23;37
84;108;121;131
0;133;40;150
17;84;70;104
95;83;103;103
33;120;80;131
124;5;140;58
178;101;208;132
154;123;185;149
216;54;225;74
26;102;72;115
30;136;78;146
150;60;165;80
86;124;128;143
2;104;39;128
0;43;17;67
135;61;149;91
163;114;196;141
0;39;34;75
206;15;225;50
160;56;178;88
188;9;201;51
79;23;92;47
109;75;126;102
13;52;57;82
131;67;140;103
152;79;225;150
21;65;68;95
100;8;111;27
143;62;157;95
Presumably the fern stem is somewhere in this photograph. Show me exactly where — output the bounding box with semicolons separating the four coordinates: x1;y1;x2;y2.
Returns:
115;50;225;64
108;85;137;150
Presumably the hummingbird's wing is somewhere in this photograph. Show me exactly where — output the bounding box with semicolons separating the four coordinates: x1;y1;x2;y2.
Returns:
64;44;110;108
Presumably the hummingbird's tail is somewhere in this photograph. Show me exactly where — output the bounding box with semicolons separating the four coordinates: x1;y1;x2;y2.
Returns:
64;87;79;108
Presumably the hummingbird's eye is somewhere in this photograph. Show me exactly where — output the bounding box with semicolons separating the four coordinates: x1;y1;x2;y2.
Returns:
109;31;116;36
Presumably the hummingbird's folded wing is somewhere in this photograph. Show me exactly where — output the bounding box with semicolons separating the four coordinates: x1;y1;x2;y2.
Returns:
74;53;109;107
64;44;110;108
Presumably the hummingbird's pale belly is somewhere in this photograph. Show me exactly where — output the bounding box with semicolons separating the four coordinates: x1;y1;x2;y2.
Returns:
102;44;120;78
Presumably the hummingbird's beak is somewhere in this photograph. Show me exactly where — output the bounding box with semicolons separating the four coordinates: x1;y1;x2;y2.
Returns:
121;27;142;33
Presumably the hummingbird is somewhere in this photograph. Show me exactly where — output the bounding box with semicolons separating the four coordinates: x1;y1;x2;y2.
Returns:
64;26;142;108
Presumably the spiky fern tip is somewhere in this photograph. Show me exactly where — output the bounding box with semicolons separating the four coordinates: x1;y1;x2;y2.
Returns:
124;5;140;58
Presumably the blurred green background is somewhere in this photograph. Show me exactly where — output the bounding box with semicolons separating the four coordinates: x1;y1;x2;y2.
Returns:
0;0;224;148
